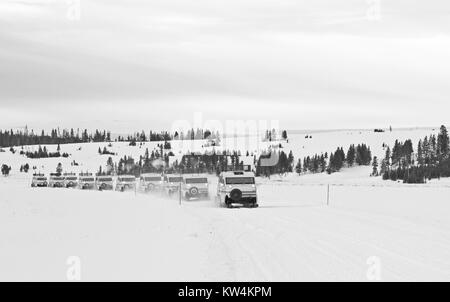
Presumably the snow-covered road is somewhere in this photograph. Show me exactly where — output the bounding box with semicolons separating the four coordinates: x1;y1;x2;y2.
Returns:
1;174;450;281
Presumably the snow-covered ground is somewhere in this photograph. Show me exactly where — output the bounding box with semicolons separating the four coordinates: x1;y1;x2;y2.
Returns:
1;128;450;281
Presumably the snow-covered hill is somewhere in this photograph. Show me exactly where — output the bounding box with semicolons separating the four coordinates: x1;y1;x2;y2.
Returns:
1;127;450;281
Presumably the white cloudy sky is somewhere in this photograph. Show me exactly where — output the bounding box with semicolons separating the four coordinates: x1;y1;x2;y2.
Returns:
1;0;450;132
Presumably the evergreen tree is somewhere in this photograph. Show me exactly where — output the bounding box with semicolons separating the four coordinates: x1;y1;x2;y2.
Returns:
437;125;449;161
372;156;379;176
295;159;302;175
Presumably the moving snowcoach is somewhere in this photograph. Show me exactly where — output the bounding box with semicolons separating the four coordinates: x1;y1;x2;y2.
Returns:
163;174;183;195
78;173;95;190
116;175;137;192
48;173;65;188
31;174;48;187
63;173;78;188
95;175;114;190
217;171;258;208
181;174;209;200
139;173;162;192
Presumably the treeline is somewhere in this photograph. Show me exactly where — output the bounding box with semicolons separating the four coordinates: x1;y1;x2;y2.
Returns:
19;145;69;159
0;127;221;148
116;128;221;143
295;144;372;175
263;129;289;142
381;125;450;183
0;127;111;147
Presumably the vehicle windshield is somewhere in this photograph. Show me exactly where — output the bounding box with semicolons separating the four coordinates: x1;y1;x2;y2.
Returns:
185;178;208;184
36;177;47;181
120;178;135;182
225;177;255;185
144;177;161;181
81;178;95;182
97;178;112;182
168;177;183;183
66;177;77;181
52;177;64;181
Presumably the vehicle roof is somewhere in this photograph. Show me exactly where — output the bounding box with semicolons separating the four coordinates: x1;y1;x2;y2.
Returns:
140;173;161;177
182;174;209;179
220;171;255;177
118;175;136;178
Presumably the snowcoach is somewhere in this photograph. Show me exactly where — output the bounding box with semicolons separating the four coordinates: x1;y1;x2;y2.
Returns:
139;173;163;192
217;171;258;208
78;173;95;190
31;174;48;187
95;175;114;190
181;174;209;200
163;174;183;196
115;175;136;192
48;173;65;188
63;173;78;188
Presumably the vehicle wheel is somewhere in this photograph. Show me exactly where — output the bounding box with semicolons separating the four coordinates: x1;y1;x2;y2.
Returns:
229;189;242;202
189;187;199;197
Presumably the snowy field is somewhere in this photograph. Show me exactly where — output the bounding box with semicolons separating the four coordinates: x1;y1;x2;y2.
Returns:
1;128;450;281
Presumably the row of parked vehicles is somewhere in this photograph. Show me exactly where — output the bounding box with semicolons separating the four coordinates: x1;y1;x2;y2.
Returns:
31;170;258;207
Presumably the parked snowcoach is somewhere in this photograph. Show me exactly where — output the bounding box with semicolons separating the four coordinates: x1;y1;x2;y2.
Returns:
78;173;95;190
63;173;78;188
31;174;48;187
181;174;209;200
139;173;162;192
116;175;136;192
95;175;114;190
163;174;183;196
217;171;258;208
48;173;65;188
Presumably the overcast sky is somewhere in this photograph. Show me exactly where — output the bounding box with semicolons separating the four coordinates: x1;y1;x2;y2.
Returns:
1;0;450;132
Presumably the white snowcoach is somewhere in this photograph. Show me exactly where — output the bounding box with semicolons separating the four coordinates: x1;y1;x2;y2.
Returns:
139;173;162;192
115;175;136;192
163;174;183;195
95;175;114;190
78;173;95;190
63;173;78;188
48;173;65;188
217;171;258;208
181;174;209;200
31;174;48;187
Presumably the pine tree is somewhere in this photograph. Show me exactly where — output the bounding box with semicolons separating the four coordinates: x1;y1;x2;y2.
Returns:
346;145;356;166
372;156;379;176
56;163;63;174
437;125;449;161
295;159;302;175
